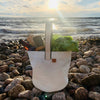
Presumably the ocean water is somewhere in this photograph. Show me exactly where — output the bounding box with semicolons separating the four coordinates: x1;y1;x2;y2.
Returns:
0;17;100;41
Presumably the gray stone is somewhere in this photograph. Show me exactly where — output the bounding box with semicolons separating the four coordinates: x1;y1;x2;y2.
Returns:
18;90;32;99
52;92;66;100
79;65;90;73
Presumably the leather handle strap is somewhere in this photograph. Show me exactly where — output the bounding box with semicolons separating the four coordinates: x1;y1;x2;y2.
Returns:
45;22;52;60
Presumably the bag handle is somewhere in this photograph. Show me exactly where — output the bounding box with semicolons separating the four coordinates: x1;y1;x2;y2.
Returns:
45;22;52;60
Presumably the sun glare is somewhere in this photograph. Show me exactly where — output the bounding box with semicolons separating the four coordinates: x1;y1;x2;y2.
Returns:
48;0;58;9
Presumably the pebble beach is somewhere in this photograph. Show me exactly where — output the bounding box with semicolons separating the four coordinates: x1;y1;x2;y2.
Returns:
0;37;100;100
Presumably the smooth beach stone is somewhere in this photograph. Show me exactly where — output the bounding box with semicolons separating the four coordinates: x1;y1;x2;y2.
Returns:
81;74;100;87
95;55;100;63
0;93;6;100
15;62;22;67
9;53;21;58
25;70;32;77
32;87;42;96
79;65;90;73
0;65;8;72
31;97;40;100
8;84;25;97
4;78;13;85
84;50;93;57
89;91;100;100
52;92;66;100
75;87;88;100
76;58;88;67
0;72;10;81
25;65;32;70
18;90;32;99
9;66;16;72
69;67;79;73
21;79;33;90
5;78;23;92
67;82;81;89
12;69;20;76
6;60;14;65
92;68;100;74
68;73;88;83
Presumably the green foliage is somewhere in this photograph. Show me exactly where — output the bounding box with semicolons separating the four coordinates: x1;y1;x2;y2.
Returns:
51;34;78;52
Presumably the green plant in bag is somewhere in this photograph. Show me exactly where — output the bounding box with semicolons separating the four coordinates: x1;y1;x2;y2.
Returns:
51;34;78;52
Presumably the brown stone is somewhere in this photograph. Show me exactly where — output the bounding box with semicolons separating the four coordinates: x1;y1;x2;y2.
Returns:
75;87;88;100
8;84;25;97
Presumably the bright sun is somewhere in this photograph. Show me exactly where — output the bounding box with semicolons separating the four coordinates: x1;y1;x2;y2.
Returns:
48;0;58;9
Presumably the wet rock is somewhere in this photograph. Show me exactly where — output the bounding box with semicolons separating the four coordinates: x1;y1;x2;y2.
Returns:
25;70;32;77
0;65;8;72
79;65;90;73
52;92;66;100
0;72;10;81
32;87;42;96
5;78;23;92
8;84;25;97
32;97;40;100
18;90;32;99
76;58;87;67
92;68;100;74
21;79;33;90
89;91;100;100
25;65;32;70
69;67;79;73
82;74;100;87
75;87;88;100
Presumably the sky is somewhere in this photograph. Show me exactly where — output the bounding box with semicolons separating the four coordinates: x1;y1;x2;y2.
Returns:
0;0;100;17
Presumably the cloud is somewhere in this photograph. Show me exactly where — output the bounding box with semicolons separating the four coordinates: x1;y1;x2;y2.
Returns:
0;0;100;17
